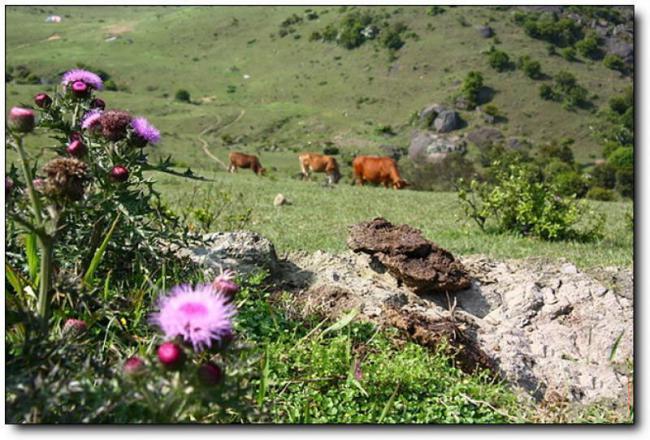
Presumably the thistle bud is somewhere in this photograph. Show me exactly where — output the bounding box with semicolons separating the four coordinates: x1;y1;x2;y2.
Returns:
123;356;146;377
66;140;87;158
212;270;239;300
5;176;14;196
62;318;87;337
34;93;52;109
198;362;224;386
69;131;82;142
109;165;129;183
9;107;35;133
71;80;89;98
91;98;106;110
157;342;184;369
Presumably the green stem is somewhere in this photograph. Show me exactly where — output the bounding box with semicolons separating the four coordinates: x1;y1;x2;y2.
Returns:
72;103;80;129
14;135;43;225
36;235;54;329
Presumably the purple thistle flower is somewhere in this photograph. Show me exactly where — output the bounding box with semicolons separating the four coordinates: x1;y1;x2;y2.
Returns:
131;117;161;145
81;109;102;130
150;283;236;352
61;69;104;90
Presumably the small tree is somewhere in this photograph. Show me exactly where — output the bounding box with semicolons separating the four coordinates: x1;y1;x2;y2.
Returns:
461;71;484;109
603;54;626;73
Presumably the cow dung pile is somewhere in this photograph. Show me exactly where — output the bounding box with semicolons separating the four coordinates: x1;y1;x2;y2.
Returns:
347;217;471;294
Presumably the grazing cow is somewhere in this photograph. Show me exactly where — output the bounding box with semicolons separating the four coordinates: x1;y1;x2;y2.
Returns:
298;153;341;185
228;152;266;175
352;155;409;189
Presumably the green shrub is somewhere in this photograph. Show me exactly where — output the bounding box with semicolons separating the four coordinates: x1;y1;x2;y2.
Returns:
309;31;322;42
104;79;118;91
518;55;543;79
461;70;484;109
482;104;500;117
591;162;617;189
458;162;605;241
608;147;633;170
539;84;555;100
427;6;445;16
609;87;633;114
603;54;626;72
382;29;405;51
552;170;588;198
487;47;513;72
174;89;191;102
519;13;583;47
575;32;603;59
560;47;577;61
615;167;634;198
538;140;575;164
586;187;617;201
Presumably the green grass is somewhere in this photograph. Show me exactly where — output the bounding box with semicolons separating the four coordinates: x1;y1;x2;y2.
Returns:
157;166;632;269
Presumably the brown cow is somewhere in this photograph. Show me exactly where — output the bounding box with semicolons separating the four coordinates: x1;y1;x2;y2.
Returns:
352;155;409;189
298;153;341;185
228;152;266;175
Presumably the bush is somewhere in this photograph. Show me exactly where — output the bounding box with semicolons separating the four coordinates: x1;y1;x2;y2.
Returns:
518;55;543;79
519;13;583;47
309;31;322;42
539;84;555;100
608;147;633;170
615;167;634;198
104;79;118;91
586;187;617;201
487;47;513;72
461;70;484;109
538;140;575;164
552;170;588;198
591;162;617;189
575;32;603;59
175;89;191;102
427;6;445;16
458;161;605;241
560;47;577;61
603;54;626;73
382;29;405;51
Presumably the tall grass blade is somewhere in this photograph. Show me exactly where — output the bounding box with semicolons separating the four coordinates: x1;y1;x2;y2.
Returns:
609;331;625;362
24;233;39;282
321;309;358;338
379;382;400;423
83;213;121;286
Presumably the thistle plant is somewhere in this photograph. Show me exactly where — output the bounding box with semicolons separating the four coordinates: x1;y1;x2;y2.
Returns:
5;68;184;334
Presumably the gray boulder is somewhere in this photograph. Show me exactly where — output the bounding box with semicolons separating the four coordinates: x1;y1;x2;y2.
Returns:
409;131;467;163
176;231;279;278
477;25;494;38
605;37;634;63
418;103;448;124
433;110;459;133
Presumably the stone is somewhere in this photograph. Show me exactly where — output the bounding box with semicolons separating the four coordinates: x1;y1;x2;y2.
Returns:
433;110;460;133
477;25;494;38
408;131;467;163
274;193;288;207
177;231;279;278
347;218;471;294
605;37;634;63
418;103;448;123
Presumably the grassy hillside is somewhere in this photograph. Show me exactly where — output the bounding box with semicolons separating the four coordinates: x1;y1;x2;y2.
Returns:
7;6;632;163
5;5;634;268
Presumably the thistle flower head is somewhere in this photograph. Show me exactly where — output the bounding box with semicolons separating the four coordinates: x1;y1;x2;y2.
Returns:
9;107;36;133
71;81;89;97
212;269;239;299
61;69;104;91
81;109;103;131
66;140;86;158
99;110;132;141
150;283;236;352
42;157;88;201
131;117;161;146
157;342;184;369
198;362;224;386
123;356;146;377
109;165;129;183
34;93;52;109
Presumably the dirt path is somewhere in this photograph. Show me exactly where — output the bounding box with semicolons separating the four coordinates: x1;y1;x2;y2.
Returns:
197;109;246;171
